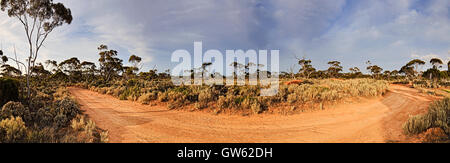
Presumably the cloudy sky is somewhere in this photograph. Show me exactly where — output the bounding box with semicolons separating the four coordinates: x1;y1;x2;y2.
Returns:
0;0;449;73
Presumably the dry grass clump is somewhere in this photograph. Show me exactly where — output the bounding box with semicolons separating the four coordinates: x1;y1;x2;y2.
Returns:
85;78;388;115
138;92;158;105
281;79;388;104
196;88;217;109
403;97;450;142
0;116;28;143
54;87;71;100
1;102;32;123
422;128;449;143
69;115;109;143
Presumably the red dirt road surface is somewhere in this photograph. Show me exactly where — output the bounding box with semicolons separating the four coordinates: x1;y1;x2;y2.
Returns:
68;85;436;143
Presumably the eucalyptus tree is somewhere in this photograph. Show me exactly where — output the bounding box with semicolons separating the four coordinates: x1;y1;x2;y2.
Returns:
327;61;343;78
349;67;362;78
0;52;7;65
98;44;123;82
400;65;415;81
128;54;142;74
80;61;96;82
298;59;316;79
427;58;443;81
448;61;450;72
430;58;443;70
44;59;58;73
1;0;72;98
0;64;22;77
59;57;81;81
406;59;425;78
367;65;383;79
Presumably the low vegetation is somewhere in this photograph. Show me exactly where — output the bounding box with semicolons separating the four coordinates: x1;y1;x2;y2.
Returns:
83;78;388;115
0;85;108;143
403;98;450;143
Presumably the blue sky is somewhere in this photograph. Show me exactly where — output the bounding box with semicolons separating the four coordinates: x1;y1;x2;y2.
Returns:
0;0;449;73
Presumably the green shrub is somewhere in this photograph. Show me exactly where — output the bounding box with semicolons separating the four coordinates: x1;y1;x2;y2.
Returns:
31;91;52;109
51;97;81;128
158;91;169;102
0;78;20;107
287;93;298;104
54;114;69;128
241;98;253;110
35;107;54;127
119;86;141;101
403;114;432;135
0;116;28;143
27;127;56;143
1;101;32;123
251;101;262;114
198;88;215;105
169;92;187;109
54;88;70;101
217;96;228;109
98;88;107;94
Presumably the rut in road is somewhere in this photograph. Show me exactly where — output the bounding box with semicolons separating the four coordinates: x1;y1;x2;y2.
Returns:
68;85;435;143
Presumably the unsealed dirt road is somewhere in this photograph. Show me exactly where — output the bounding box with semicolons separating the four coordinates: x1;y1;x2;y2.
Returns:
69;85;436;143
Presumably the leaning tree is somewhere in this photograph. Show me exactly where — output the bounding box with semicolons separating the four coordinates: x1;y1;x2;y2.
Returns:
0;0;72;99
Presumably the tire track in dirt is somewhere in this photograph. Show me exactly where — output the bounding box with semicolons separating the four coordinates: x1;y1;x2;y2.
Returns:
69;85;436;143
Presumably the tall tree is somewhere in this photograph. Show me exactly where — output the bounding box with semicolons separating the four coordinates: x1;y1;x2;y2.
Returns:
1;56;7;65
367;65;383;79
430;58;443;70
1;0;72;98
201;62;212;85
128;55;142;73
390;70;399;79
349;67;361;78
383;70;391;80
59;57;81;81
327;61;343;78
448;60;450;72
98;44;123;82
80;61;96;82
406;59;425;77
44;59;58;73
30;63;51;77
298;59;316;79
0;50;7;65
1;64;22;77
427;58;443;81
400;65;415;82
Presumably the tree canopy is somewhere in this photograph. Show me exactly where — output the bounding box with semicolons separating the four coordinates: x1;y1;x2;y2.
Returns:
327;61;343;78
98;44;123;82
430;58;443;69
